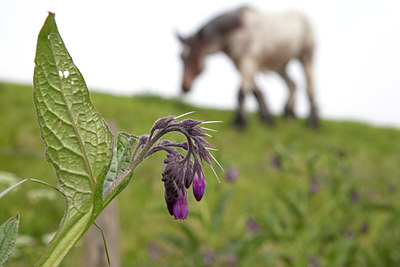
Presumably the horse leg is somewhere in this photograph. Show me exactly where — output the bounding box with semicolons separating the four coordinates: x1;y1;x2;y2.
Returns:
234;59;273;128
300;51;318;127
252;84;274;125
233;60;255;129
279;68;296;119
233;88;247;130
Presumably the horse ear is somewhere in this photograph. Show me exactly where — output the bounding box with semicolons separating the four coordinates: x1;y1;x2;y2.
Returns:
175;31;187;44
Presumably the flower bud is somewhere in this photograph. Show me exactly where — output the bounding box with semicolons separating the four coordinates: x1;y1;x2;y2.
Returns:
175;165;185;185
152;115;175;131
173;192;189;220
192;171;205;201
184;162;194;189
164;181;179;215
164;181;179;202
181;119;202;129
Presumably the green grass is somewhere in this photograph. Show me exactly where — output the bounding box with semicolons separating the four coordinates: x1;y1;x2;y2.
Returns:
1;81;400;266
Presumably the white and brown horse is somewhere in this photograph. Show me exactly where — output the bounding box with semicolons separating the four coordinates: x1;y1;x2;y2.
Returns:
177;6;318;128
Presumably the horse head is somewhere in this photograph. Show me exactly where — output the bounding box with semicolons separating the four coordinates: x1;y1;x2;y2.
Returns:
177;33;205;93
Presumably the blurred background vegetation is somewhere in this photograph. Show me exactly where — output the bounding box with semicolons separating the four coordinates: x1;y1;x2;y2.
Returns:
1;81;400;266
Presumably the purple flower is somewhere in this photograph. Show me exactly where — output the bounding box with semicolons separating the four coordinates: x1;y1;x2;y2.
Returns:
166;201;174;216
203;250;215;266
161;152;184;183
146;115;223;220
192;171;205;201
225;167;239;183
270;154;282;170
246;217;260;234
360;223;369;234
350;190;360;203
309;177;320;194
164;181;179;216
147;243;159;261
173;192;189;220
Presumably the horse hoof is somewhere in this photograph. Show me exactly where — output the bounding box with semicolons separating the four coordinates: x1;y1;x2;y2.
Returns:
233;115;247;130
261;115;274;125
306;113;319;128
283;107;296;119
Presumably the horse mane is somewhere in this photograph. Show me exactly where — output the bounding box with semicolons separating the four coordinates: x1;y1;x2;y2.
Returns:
195;6;251;43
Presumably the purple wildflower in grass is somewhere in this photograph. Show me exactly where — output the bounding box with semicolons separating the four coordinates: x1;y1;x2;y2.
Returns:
225;167;239;183
350;190;360;203
270;154;282;170
345;230;354;239
203;250;215;266
387;185;396;194
246;217;260;234
308;255;320;267
192;171;205;201
360;223;369;234
309;176;320;194
143;113;223;220
147;243;159;261
221;253;237;267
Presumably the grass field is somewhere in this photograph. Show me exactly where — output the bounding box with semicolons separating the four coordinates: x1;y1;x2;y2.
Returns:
1;81;400;266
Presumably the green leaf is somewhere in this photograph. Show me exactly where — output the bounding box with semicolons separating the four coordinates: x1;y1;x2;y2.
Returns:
0;214;20;265
178;223;200;250
211;191;232;234
102;132;136;207
33;13;113;266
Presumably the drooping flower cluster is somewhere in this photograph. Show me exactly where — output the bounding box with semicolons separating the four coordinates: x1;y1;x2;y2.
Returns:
146;114;221;220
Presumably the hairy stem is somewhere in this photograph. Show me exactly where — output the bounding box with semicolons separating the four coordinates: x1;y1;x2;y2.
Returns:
102;129;166;204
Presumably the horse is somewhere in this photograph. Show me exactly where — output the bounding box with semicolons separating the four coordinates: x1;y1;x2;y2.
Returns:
177;6;318;128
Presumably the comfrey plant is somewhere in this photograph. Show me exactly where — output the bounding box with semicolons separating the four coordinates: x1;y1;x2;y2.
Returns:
132;115;221;220
0;13;221;266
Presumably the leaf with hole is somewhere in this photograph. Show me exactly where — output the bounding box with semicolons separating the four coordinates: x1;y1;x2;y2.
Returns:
33;12;114;266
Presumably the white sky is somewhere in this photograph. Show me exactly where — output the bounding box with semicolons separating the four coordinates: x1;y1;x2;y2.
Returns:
1;0;400;128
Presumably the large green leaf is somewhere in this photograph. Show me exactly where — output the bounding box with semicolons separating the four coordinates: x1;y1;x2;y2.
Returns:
33;13;113;266
0;214;20;265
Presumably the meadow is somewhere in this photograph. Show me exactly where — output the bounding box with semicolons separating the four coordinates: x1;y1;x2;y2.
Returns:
1;81;399;266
